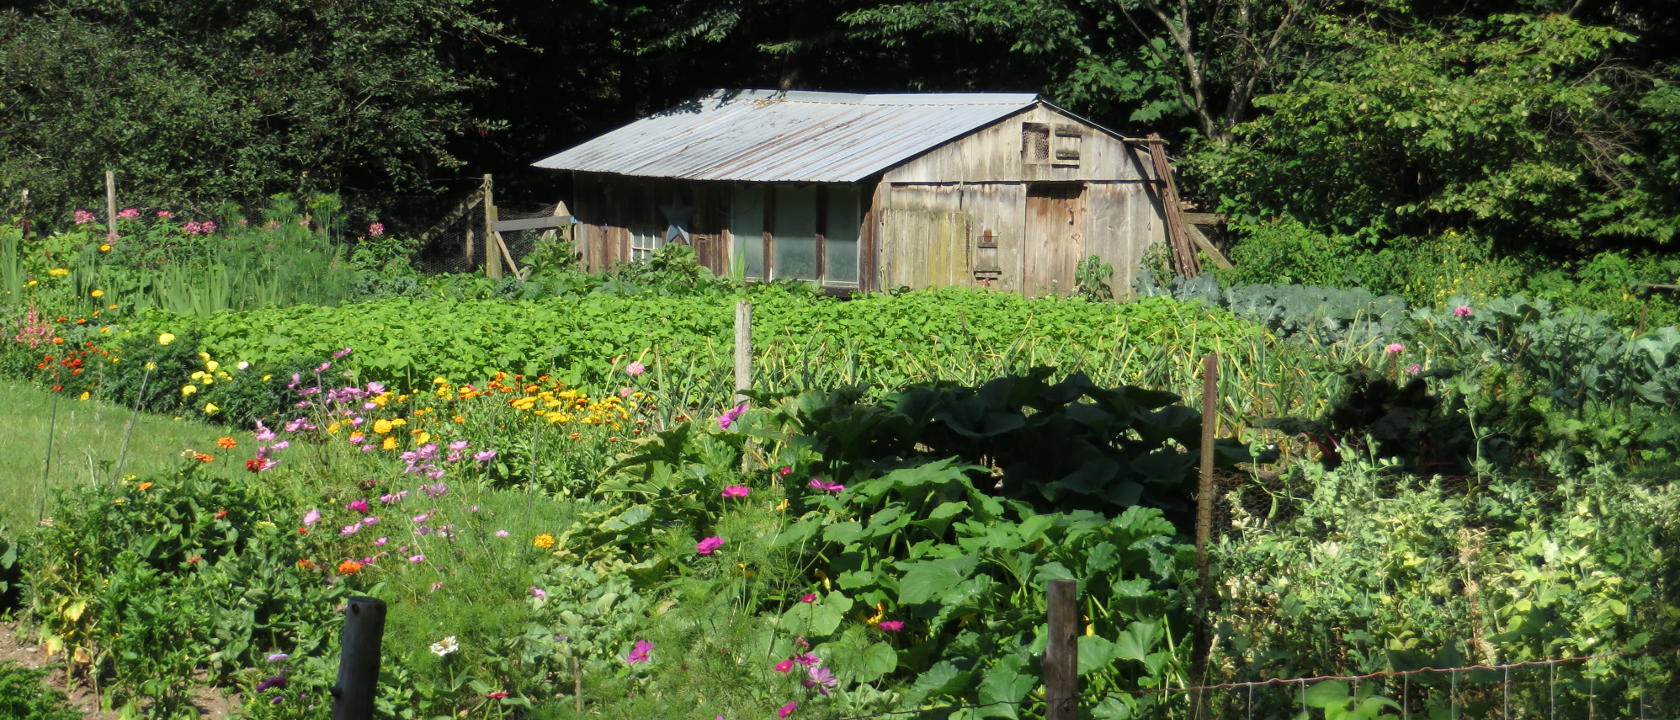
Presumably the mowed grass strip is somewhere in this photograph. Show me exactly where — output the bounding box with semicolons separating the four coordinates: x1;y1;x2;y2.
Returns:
0;378;236;531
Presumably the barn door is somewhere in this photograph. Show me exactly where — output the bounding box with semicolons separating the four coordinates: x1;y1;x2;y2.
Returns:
1024;183;1084;295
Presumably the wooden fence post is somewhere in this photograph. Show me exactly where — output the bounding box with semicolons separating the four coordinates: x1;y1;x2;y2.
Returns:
104;171;118;241
483;174;502;280
1188;353;1219;719
734;299;752;404
1045;578;1079;720
331;596;387;720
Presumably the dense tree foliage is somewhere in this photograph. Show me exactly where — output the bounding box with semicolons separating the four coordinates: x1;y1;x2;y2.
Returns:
1;0;1676;252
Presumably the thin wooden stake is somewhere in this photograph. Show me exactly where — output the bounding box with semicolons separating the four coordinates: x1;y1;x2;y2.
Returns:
734;300;752;404
331;597;387;720
104;171;117;241
1044;579;1079;720
1188;353;1218;720
40;390;60;522
483;174;502;280
112;366;151;484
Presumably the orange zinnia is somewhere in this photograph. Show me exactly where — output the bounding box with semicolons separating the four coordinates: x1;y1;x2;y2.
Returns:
216;436;237;449
337;560;364;575
195;453;214;463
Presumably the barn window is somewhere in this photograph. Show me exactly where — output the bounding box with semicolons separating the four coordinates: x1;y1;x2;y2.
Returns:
1053;124;1083;167
824;186;861;286
1022;122;1051;164
773;186;820;281
731;185;765;280
629;226;663;262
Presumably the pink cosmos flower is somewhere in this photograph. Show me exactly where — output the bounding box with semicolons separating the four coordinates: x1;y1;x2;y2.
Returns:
474;450;497;462
777;701;797;718
374;537;387;546
721;485;750;499
332;347;353;359
1384;343;1405;355
530;586;547;599
302;508;321;527
779;466;792;476
625;361;646;377
346;499;370;513
407;554;425;563
495;529;510;537
774;659;795;673
1454;305;1472;317
254;420;277;442
793;653;819;667
449;440;469;452
626;639;652;664
803;666;837;696
340;523;361;536
800;593;816;603
808;478;845;493
361;516;380;526
717;403;747;431
878;620;904;632
696;536;725;555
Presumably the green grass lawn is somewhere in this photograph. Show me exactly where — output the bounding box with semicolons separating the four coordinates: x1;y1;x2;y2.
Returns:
0;378;236;532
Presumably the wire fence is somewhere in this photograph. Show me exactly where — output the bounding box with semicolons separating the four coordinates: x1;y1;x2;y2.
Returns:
830;647;1677;720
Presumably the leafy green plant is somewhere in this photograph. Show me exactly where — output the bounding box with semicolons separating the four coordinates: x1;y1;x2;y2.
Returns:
0;662;81;720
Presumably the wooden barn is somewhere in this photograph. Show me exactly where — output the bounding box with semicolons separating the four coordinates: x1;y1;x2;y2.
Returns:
533;89;1180;295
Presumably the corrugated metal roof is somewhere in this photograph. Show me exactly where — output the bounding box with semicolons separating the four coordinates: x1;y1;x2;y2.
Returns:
532;89;1040;183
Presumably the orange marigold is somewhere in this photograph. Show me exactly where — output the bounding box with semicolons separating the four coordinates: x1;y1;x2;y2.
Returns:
337;560;364;575
216;436;237;449
137;481;154;491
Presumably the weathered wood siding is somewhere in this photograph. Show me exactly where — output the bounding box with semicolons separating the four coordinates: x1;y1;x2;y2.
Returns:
882;105;1156;184
570;172;730;273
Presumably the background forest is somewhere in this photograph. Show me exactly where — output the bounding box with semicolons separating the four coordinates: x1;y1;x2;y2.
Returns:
3;0;1678;294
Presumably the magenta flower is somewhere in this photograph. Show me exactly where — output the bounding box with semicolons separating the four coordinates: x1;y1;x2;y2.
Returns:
346;499;370;513
530;586;547;599
696;536;726;555
407;553;425;563
332;347;353;359
800;593;817;603
1384;342;1405;355
626;361;646;377
716;403;747;431
779;466;792;476
793;653;819;667
878;620;904;632
374;536;387;546
721;485;750;499
803;665;837;695
626;639;652;664
1454;305;1472;317
774;659;795;673
777;701;797;718
808;478;845;493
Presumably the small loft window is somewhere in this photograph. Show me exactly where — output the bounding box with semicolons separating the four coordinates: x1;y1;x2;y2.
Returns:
1053;124;1083;167
1022;122;1051;164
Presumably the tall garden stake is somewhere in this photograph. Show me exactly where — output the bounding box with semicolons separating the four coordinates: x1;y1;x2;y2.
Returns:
332;596;387;720
1044;579;1079;720
39;390;60;522
1188;353;1218;720
112;365;152;484
734;299;752;404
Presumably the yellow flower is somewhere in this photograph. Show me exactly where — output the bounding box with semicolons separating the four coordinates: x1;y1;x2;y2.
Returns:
372;418;393;434
205;360;219;372
414;431;431;444
327;422;342;435
144;361;157;371
204;402;219;415
158;332;176;346
99;243;112;253
78;391;90;401
48;268;69;277
99;327;110;334
381;436;398;450
533;533;556;549
390;418;407;427
181;384;198;396
25;280;37;287
90;289;104;298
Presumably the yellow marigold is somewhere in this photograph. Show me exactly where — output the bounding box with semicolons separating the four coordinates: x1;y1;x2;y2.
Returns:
48;268;69;277
414;431;431;445
381;436;398;451
532;533;556;549
372;418;393;434
90;289;104;298
203;403;219;415
99;244;112;253
157;332;175;346
181;384;198;396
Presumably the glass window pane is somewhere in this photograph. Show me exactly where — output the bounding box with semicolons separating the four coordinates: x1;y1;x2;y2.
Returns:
732;185;764;279
773;186;819;281
824;185;860;285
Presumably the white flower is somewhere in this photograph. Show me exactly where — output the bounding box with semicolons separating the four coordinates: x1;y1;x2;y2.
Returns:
429;635;459;657
237;360;250;370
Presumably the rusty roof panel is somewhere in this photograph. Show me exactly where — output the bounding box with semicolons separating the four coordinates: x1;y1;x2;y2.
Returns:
533;90;1039;183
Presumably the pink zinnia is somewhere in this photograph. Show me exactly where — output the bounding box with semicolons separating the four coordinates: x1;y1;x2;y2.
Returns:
626;639;652;664
696;536;725;555
626;361;646;377
721;485;750;499
777;701;797;718
879;620;904;632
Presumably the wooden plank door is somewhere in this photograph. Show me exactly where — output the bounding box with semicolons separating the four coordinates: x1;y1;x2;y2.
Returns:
1025;183;1085;295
